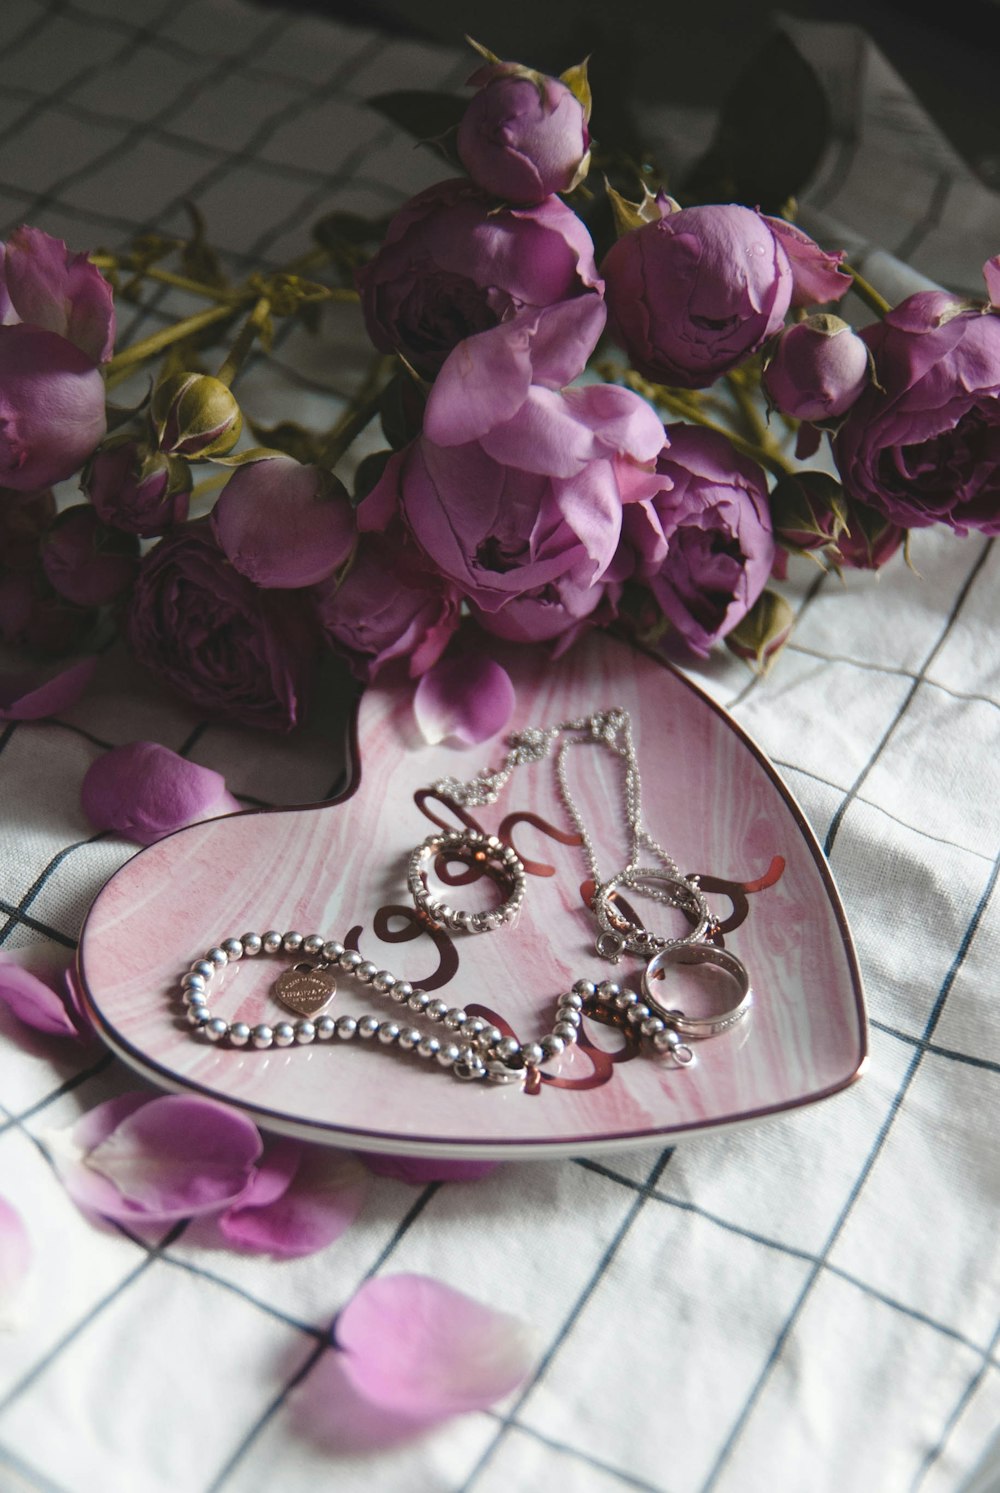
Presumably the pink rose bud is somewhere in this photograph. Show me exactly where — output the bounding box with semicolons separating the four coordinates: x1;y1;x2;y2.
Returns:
152;371;243;458
832;502;905;571
725;589;795;674
458;63;590;204
0;325;106;490
762;314;870;421
41;505;139;608
769;471;849;559
2;225;116;364
84;436;191;536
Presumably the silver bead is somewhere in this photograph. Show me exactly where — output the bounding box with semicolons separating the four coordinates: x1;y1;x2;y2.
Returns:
444;1007;467;1029
408;990;431;1012
241;933;262;957
598;980;621;1002
495;1035;521;1062
483;1025;503;1047
556;1006;582;1028
221;938;243;961
187;1006;212;1027
377;1021;400;1045
323;940;345;963
274;1022;296;1047
464;1017;487;1038
522;1042;545;1066
252;1024;274;1049
416;1035;441;1059
654;1028;682;1051
303;934;325;957
355;961;378;984
391;980;413;1005
182;972;207;993
206;947;228;968
426;998;448;1022
184;990;208;1010
614;989;638;1010
339;949;363;973
357;1015;379;1040
315;1015;337;1041
437;905;453;925
205;1017;229;1042
229;1022;251;1046
572;980;595;1001
437;1042;461;1066
335;1015;358;1040
262;930;282;954
295;1020;316;1044
553;1021;579;1043
397;1027;422;1051
190;960;215;981
641;1016;666;1037
282;931;303;953
539;1034;565;1057
372;970;397;994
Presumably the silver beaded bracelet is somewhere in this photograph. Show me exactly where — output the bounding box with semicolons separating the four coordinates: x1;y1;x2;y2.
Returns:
178;929;697;1086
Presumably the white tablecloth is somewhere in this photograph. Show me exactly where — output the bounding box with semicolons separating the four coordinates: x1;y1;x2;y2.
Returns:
0;3;998;1490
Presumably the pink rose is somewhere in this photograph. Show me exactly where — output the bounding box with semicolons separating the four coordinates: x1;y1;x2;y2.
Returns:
602;202;849;389
457;64;590;203
2;226;115;364
83;437;191;536
834;282;1000;534
315;528;461;679
0;325;106;491
624;424;774;655
356;178;602;377
41;505;139;608
125;522;317;731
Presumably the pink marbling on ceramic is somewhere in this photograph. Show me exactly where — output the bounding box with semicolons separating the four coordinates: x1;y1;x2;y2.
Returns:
76;633;866;1158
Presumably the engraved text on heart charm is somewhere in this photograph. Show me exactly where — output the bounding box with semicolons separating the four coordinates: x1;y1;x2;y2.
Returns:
271;965;337;1017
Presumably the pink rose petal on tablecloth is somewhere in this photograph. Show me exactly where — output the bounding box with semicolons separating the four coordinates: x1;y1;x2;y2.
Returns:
81;741;241;845
413;652;514;746
333;1273;537;1420
0;953;80;1039
0;656;96;721
0;1196;30;1319
357;1152;500;1184
218;1143;368;1257
49;1093;263;1223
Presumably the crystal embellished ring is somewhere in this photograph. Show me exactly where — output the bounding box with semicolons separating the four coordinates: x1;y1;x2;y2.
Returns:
641;942;753;1037
591;866;712;961
407;828;526;934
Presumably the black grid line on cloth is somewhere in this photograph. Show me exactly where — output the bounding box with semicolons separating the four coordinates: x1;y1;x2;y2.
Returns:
3;0;69;60
0;1437;72;1493
458;1147;675;1491
8;5;295;228
772;755;996;862
0;898;77;948
574;1158;1000;1365
0;1052;114;1139
699;844;1000;1491
871;1020;1000;1077
785;643;1000;715
0;0;199;157
804;28;866;214
0;1219;188;1418
823;538;993;856
0;723;18;759
893;170;953;263
489;1416;668;1493
913;1319;1000;1490
0;833;109;949
204;1182;442;1491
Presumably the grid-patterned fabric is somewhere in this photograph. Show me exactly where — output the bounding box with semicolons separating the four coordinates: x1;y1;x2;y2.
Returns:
1;4;999;1491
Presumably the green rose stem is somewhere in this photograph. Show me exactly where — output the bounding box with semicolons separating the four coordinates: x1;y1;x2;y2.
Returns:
104;302;241;389
319;354;395;470
844;265;892;318
215;296;271;388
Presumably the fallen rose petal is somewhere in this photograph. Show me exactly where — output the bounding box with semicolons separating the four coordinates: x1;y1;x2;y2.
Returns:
358;1152;500;1184
0;656;96;721
80;741;241;845
413;653;515;746
333;1273;537;1419
0;954;80;1039
49;1093;263;1223
219;1145;368;1257
211;456;354;589
0;1196;31;1322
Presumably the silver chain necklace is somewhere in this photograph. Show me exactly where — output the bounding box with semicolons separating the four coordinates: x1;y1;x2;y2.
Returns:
432;708;713;961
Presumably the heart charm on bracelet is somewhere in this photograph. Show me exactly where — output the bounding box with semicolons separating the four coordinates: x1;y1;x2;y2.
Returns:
271;963;337;1017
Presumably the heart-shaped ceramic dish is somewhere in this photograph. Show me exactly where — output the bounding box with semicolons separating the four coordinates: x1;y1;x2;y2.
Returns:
77;633;867;1159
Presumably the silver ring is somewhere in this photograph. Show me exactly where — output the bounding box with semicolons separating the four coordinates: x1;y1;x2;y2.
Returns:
407;829;526;934
592;867;711;960
641;943;752;1037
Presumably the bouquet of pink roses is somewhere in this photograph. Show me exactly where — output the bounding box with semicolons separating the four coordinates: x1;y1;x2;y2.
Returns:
2;38;998;733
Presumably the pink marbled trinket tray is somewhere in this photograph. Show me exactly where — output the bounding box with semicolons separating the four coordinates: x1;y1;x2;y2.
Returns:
77;633;867;1159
